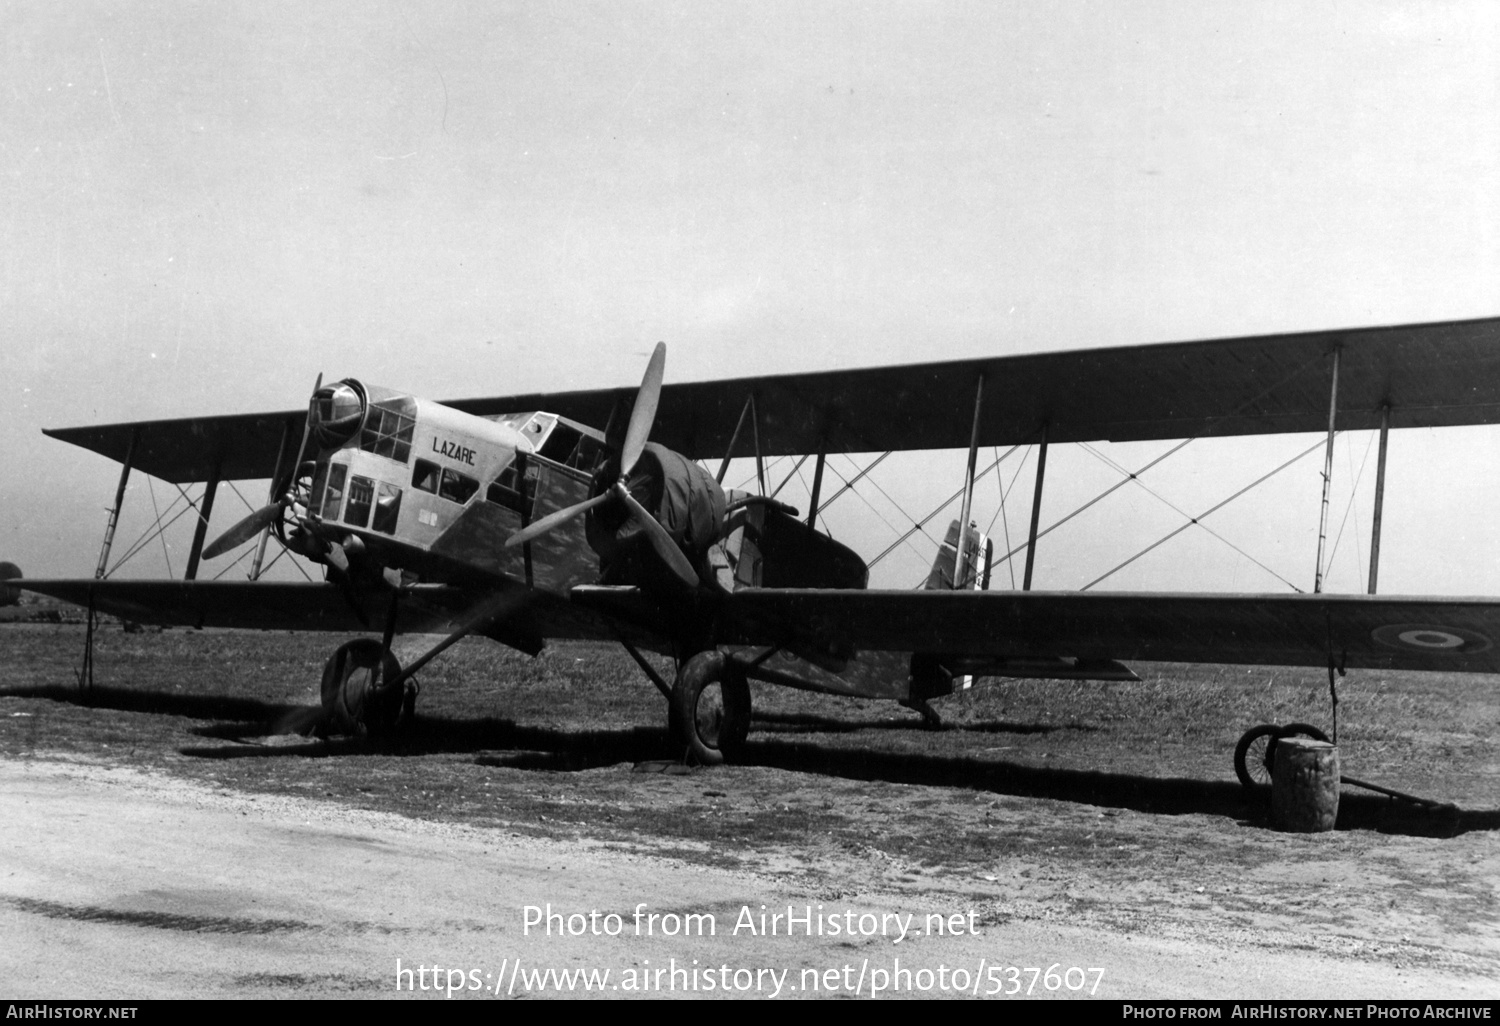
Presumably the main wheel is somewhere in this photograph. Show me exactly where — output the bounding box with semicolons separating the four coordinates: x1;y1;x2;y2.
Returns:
1234;722;1331;791
321;639;407;738
671;650;751;766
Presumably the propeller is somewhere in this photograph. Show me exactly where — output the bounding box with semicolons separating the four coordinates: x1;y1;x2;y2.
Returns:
201;504;281;560
203;374;322;561
503;343;698;589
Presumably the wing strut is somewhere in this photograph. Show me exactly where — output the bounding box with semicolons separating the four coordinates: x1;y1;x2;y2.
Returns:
1022;423;1049;590
715;395;753;484
95;427;139;579
806;451;826;529
751;393;766;494
183;455;223;581
953;373;986;590
1367;403;1391;594
1313;346;1341;593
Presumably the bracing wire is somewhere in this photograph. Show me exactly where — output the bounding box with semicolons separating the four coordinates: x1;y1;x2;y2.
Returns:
868;446;1022;568
1326;430;1375;585
993;349;1332;568
1079;438;1326;591
825;454;938;568
1075;440;1300;591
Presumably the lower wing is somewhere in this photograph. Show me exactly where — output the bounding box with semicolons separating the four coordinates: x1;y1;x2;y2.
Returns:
719;588;1500;674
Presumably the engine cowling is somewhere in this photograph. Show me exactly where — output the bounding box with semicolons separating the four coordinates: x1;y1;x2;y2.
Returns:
586;443;726;585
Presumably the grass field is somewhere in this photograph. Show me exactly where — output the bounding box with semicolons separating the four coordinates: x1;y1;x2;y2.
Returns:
2;620;1495;834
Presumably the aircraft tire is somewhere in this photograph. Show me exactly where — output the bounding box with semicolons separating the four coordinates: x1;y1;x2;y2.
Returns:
672;650;751;766
1234;722;1331;792
321;639;405;739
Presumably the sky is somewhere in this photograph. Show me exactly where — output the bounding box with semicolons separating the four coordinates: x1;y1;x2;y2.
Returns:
3;1;1498;595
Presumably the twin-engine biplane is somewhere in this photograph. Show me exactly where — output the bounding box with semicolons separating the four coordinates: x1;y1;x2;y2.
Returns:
17;316;1500;769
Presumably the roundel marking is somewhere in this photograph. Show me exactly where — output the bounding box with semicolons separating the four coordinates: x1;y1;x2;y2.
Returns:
1371;623;1491;655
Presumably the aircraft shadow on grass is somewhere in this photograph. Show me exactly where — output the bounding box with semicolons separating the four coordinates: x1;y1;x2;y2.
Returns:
6;682;1491;838
748;709;1085;736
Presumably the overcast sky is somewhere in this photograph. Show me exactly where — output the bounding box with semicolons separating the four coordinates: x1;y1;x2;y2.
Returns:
4;2;1498;594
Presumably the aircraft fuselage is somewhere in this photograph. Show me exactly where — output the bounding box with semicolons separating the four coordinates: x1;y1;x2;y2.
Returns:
299;378;868;601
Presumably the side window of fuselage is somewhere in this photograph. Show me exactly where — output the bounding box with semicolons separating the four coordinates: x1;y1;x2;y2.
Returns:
372;482;401;534
412;458;441;494
438;467;479;505
321;463;348;520
413;457;478;506
486;457;538;517
344;475;375;527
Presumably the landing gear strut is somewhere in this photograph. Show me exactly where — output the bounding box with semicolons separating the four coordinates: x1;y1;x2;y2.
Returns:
671;650;751;765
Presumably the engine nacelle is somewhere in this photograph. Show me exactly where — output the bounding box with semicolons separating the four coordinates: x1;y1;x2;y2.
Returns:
586;442;726;585
309;379;367;451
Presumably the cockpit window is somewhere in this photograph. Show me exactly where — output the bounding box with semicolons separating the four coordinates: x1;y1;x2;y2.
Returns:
537;422;581;463
359;398;416;463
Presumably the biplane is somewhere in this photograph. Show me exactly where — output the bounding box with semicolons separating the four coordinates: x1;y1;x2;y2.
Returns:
16;316;1500;771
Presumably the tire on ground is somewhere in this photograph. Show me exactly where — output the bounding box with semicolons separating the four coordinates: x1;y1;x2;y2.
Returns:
671;650;751;766
321;639;405;739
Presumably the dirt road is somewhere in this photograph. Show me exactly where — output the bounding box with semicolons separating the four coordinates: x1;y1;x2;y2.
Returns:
1;757;1492;1000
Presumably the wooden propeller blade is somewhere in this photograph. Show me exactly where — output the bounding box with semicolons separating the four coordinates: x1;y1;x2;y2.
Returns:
202;504;281;560
503;490;611;549
615;483;699;589
620;342;666;477
281;372;322;493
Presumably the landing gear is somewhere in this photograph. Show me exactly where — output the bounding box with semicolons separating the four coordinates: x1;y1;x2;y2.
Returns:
1233;722;1329;791
899;697;944;729
321;639;414;739
671;650;751;766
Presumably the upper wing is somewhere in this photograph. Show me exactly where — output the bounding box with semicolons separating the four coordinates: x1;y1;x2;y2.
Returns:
44;315;1500;480
45;411;306;485
717;588;1500;674
467;315;1500;458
